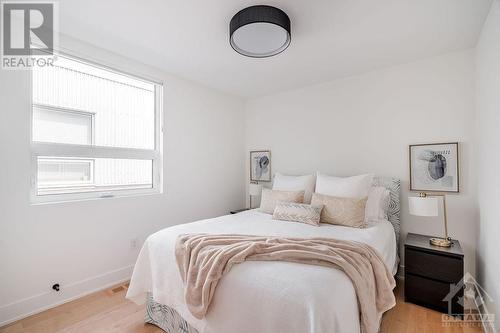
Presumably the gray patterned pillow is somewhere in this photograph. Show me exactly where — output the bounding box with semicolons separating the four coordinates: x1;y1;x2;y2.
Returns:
272;202;323;226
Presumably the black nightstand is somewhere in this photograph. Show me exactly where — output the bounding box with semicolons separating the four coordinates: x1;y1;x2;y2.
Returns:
404;233;464;316
230;208;250;214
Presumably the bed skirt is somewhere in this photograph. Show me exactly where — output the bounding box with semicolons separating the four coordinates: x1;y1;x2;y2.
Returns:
145;293;199;333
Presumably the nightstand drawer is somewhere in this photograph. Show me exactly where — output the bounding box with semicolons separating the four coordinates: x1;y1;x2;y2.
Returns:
405;248;462;282
405;274;451;313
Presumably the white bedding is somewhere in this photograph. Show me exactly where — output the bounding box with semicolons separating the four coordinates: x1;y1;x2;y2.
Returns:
126;210;397;333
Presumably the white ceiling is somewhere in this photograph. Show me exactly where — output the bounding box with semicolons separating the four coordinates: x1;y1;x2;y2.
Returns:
58;0;492;99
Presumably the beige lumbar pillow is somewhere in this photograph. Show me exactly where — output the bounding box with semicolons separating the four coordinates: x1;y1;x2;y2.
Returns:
310;193;367;228
272;202;323;226
259;189;305;214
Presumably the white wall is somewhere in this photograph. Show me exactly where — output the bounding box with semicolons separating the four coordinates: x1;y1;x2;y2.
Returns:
245;50;477;275
476;1;500;331
0;36;245;325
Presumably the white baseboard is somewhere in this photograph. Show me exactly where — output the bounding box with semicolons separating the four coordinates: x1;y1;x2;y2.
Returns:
0;265;134;327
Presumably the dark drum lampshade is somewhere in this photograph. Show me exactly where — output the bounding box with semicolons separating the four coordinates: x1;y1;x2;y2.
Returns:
229;5;291;58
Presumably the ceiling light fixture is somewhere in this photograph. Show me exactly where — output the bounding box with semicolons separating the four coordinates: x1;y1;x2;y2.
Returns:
229;5;291;58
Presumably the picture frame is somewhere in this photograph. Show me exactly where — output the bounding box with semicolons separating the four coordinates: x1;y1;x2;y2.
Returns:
409;142;459;193
250;150;271;182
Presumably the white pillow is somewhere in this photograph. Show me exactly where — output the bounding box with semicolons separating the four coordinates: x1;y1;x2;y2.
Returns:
365;186;390;222
315;173;374;198
272;173;316;204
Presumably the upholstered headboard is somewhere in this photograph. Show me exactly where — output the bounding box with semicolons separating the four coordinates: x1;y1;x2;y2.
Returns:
372;176;401;258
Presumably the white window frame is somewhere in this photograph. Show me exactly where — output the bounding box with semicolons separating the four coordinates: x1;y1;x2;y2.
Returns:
30;51;164;204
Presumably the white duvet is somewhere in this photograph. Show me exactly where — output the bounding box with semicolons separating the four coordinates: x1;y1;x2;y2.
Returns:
127;210;397;333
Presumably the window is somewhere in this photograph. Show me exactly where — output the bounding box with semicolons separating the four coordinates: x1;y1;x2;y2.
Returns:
31;53;163;203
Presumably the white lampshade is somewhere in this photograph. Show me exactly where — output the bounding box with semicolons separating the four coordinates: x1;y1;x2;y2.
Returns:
408;196;439;217
249;183;263;196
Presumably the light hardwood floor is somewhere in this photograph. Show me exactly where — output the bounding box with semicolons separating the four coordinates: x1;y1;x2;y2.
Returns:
0;280;484;333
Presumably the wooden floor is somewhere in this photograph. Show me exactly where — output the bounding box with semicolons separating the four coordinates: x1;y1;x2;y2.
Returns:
381;282;483;333
0;280;484;333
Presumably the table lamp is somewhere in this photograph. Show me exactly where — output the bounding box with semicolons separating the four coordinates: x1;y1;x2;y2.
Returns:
249;182;263;209
408;192;452;247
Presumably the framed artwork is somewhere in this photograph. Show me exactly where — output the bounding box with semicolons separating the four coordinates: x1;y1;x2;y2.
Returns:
409;142;459;193
250;150;271;182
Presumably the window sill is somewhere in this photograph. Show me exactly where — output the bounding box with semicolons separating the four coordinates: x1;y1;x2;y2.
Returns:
30;188;162;205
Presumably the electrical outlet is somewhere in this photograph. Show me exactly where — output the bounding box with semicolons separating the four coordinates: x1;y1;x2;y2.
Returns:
130;238;139;250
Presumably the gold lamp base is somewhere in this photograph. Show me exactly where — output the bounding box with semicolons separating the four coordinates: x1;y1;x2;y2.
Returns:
429;237;453;248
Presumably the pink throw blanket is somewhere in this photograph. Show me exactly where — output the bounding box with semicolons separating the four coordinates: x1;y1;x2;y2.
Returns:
175;234;396;333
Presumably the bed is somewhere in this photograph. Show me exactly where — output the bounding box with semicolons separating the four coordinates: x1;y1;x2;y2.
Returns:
126;177;401;333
